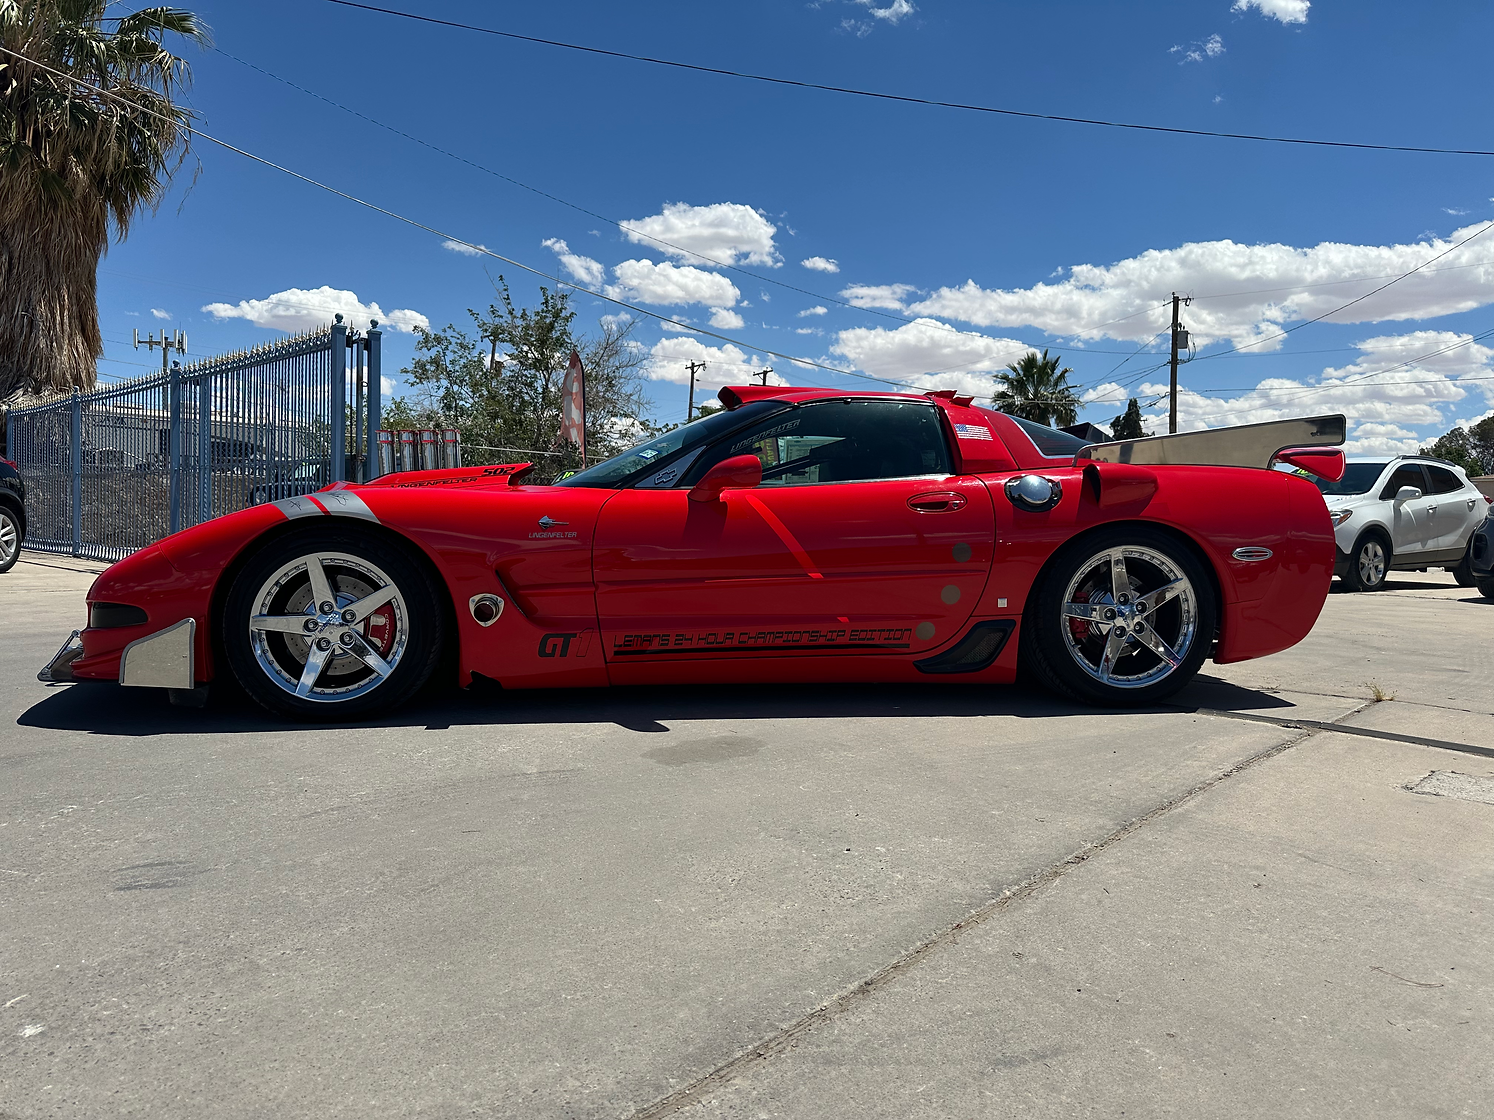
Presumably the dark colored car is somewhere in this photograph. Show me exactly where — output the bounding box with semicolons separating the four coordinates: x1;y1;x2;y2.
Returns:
0;456;25;574
1469;511;1494;599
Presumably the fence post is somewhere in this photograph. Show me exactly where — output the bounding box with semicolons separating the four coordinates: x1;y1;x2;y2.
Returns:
366;319;382;478
198;369;212;523
330;314;347;483
168;360;183;533
70;391;82;556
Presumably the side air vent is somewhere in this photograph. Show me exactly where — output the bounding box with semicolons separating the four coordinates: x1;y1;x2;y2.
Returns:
914;619;1015;675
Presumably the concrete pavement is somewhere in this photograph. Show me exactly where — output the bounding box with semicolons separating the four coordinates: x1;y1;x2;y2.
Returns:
1;555;1490;1119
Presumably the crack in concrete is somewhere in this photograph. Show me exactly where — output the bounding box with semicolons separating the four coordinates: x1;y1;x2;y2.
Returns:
1191;707;1494;760
624;703;1370;1119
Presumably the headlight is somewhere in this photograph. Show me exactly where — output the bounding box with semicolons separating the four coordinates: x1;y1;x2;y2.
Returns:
1330;509;1353;527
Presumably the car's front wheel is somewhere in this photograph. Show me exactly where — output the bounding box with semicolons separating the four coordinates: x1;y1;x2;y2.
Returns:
1023;527;1216;707
0;505;21;574
222;528;444;720
1341;532;1390;592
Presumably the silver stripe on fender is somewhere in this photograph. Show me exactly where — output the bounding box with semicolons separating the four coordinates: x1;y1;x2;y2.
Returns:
272;495;324;520
312;490;380;523
271;491;380;523
1232;546;1274;562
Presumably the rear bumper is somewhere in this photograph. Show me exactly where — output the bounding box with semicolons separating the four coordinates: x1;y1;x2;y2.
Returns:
1472;518;1494;579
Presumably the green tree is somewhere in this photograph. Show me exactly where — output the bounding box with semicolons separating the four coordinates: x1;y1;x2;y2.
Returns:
386;281;655;483
1421;417;1494;477
1110;398;1149;440
994;348;1080;427
0;2;209;399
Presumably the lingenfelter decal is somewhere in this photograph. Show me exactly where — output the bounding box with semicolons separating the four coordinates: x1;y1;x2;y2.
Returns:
608;626;914;657
730;416;800;454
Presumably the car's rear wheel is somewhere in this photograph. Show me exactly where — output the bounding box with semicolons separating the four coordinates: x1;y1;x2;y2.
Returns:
1023;527;1216;707
1453;540;1477;587
0;505;20;573
1477;577;1494;601
223;528;443;720
1341;532;1390;592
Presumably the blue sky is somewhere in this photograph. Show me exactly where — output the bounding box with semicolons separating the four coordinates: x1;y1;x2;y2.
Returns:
98;0;1494;453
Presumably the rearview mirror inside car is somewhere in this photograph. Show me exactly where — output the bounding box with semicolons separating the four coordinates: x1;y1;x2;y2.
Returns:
688;454;763;503
1395;486;1423;502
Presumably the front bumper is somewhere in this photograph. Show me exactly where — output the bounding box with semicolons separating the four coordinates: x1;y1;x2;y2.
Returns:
39;619;196;689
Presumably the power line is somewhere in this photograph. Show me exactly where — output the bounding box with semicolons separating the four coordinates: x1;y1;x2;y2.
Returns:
321;0;1494;159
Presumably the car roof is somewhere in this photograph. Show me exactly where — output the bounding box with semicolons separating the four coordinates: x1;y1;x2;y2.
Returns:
1346;455;1462;471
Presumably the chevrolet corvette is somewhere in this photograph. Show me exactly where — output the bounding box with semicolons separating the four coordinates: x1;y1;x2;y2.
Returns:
40;386;1347;720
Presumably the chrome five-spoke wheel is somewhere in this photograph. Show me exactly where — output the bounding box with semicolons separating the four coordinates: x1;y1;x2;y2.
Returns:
1060;546;1198;690
1025;527;1217;706
249;552;409;702
224;528;443;720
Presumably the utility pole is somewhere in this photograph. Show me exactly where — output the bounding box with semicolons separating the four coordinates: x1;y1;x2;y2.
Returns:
1167;294;1191;435
755;366;773;386
686;360;705;420
135;327;186;377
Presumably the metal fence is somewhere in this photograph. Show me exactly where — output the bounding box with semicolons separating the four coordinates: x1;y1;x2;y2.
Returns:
5;315;381;562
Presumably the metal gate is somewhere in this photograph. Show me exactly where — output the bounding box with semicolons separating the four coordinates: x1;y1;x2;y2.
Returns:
4;315;382;562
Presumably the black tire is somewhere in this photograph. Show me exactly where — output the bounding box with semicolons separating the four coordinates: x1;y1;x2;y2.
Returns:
0;503;21;574
222;526;444;720
1477;577;1494;601
1021;525;1217;707
1453;542;1477;588
1340;531;1390;592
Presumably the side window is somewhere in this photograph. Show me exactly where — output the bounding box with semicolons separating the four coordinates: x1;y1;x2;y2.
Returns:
1425;465;1463;495
683;399;952;488
1379;464;1428;500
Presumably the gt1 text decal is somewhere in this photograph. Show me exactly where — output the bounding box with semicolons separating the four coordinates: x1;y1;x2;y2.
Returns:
537;631;593;658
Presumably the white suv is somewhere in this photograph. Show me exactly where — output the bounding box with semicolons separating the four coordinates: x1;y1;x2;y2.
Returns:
1303;456;1490;591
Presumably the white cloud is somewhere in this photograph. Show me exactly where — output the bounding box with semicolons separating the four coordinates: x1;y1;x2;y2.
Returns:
842;0;915;34
796;327;823;336
910;221;1494;349
607;260;741;308
442;239;487;257
801;256;841;274
1233;0;1309;24
798;306;829;317
1140;331;1493;449
831;318;1037;400
599;312;633;330
202;286;429;334
646;336;787;390
659;318;698;334
620;202;779;268
1171;33;1224;64
150;308;172;320
541;238;605;287
841;283;919;311
708;307;746;330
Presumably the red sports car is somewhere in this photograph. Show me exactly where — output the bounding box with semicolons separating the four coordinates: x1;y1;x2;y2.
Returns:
41;386;1346;720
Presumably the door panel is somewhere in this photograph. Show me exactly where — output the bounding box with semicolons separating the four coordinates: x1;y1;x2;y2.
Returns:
593;477;995;662
1380;463;1433;557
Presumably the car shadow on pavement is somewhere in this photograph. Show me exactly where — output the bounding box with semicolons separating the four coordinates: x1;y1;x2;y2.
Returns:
17;671;1293;738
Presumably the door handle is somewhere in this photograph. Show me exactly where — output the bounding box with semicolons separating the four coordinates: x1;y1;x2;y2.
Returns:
908;491;968;513
1469;499;1478;510
1427;504;1437;514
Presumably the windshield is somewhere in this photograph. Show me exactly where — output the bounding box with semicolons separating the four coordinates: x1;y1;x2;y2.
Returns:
1308;461;1388;496
553;401;785;488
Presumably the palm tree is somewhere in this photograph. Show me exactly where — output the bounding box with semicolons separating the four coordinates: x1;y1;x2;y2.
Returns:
994;348;1080;427
0;2;208;399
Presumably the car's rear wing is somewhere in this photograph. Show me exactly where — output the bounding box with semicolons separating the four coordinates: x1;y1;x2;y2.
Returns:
1076;414;1346;469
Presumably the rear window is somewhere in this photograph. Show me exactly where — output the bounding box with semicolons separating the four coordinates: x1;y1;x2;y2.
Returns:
1426;465;1464;494
989;413;1091;458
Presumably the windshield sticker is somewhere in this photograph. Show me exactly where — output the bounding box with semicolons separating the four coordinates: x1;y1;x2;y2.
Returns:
637;448;660;460
732;417;800;454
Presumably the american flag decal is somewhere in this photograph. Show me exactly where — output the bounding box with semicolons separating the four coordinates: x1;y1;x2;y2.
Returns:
954;423;993;441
